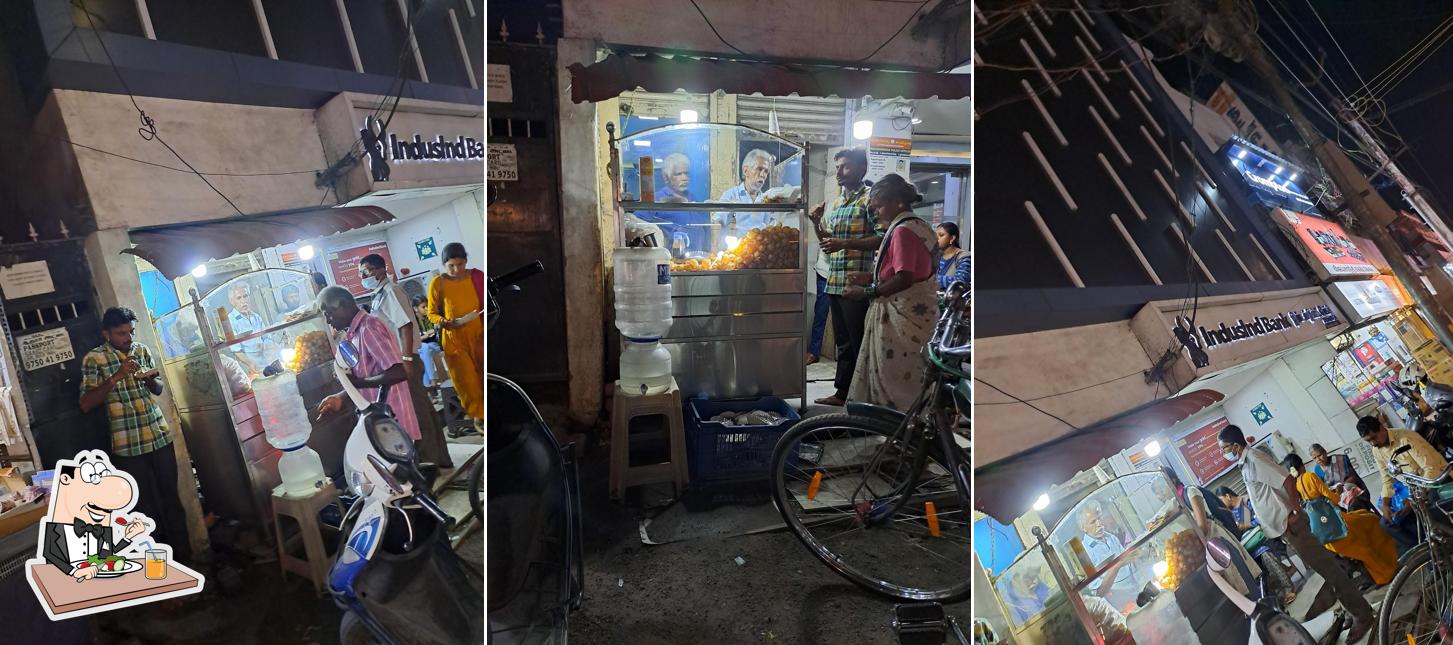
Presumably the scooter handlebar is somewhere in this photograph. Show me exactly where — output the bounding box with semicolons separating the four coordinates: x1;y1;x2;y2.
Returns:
413;491;455;530
493;261;544;290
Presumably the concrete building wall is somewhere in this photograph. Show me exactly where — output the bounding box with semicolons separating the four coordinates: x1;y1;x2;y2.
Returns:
564;0;954;69
53;89;330;230
975;320;1161;466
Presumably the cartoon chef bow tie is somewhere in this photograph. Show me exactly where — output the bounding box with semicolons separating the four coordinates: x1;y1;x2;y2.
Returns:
72;519;109;541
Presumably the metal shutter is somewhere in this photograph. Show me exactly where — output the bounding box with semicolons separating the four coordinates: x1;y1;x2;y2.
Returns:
737;96;846;146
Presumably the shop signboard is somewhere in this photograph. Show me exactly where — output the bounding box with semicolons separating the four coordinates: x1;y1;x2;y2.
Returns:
1326;279;1406;324
16;328;74;372
1271;209;1379;281
1131;288;1348;393
1207;83;1284;156
1273;209;1378;277
1175;416;1233;485
327;242;394;297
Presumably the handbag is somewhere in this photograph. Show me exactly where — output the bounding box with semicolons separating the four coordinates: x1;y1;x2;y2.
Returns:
1303;497;1349;544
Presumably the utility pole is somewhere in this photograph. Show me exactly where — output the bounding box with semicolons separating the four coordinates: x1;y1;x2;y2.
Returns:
1216;2;1453;352
1340;114;1453;259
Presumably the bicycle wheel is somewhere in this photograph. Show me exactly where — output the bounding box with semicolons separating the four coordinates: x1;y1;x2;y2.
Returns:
1378;544;1453;645
770;413;972;602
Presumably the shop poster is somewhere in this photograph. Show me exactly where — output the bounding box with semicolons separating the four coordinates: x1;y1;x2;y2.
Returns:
1272;210;1378;280
25;450;204;620
1352;342;1384;370
1175;417;1234;485
866;136;912;183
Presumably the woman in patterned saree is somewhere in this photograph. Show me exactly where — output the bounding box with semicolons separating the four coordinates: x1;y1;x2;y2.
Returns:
842;174;940;410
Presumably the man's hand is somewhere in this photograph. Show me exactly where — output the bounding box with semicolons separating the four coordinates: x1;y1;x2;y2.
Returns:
124;517;146;540
843;286;867;301
315;394;346;420
821;237;848;253
73;566;99;582
847;271;872;287
115;358;141;380
809;203;825;223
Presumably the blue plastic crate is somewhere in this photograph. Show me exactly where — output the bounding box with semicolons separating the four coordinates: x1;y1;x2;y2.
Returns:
685;397;800;485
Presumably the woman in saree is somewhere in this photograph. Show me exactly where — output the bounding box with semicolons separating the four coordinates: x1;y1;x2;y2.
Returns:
842;174;939;410
1282;453;1397;586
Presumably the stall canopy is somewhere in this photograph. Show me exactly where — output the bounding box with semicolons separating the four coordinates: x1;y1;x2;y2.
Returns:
567;54;972;104
122;205;395;280
974;389;1226;524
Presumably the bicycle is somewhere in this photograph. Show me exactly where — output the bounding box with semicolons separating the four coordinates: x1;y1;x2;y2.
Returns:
1375;444;1453;644
769;281;972;603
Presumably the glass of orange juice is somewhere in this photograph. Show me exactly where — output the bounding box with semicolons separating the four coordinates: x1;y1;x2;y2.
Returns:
144;550;167;580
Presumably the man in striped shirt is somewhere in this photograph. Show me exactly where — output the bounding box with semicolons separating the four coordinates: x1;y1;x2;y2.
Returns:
314;287;420;443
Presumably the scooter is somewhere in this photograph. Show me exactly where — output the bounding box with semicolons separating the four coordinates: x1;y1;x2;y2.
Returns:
1204;536;1334;645
327;340;485;645
487;260;584;644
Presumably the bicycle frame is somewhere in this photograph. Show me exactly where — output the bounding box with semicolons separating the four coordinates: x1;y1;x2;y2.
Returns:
853;282;971;523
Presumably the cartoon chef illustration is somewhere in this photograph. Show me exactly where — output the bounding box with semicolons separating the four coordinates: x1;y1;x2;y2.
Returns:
40;451;151;581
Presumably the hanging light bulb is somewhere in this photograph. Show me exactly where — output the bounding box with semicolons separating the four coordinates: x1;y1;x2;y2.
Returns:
679;109;699;123
1032;493;1051;511
1145;440;1162;457
853;119;874;141
191;264;208;278
298;245;315;261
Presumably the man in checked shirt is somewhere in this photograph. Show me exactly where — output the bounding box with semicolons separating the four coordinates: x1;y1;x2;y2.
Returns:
79;306;191;562
808;147;883;406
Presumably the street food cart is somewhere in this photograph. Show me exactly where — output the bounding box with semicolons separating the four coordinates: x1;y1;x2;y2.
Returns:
990;472;1248;644
609;122;810;406
153;269;350;531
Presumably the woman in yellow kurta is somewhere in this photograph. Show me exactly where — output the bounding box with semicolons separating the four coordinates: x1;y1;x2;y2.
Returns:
427;242;484;429
1283;453;1397;585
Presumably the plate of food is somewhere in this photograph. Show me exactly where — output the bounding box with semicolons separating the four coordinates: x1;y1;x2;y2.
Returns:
72;555;141;578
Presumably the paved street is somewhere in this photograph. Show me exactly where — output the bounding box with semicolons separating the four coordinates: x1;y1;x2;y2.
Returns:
572;361;970;645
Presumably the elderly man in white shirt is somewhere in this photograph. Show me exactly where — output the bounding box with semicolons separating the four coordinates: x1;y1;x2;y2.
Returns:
714;148;777;233
358;254;452;468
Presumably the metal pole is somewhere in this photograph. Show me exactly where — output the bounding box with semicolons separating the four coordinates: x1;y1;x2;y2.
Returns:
1032;526;1105;645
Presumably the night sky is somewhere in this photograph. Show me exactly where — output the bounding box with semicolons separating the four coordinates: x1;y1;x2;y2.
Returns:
1159;1;1453;219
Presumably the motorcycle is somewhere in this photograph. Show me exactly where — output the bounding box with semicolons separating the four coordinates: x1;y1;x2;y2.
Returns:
487;260;584;644
1392;366;1453;460
328;340;485;645
1204;536;1338;645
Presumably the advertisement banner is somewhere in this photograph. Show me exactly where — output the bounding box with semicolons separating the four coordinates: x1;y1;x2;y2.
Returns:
1326;279;1407;323
1272;209;1379;280
1207;82;1284;156
1176;417;1234;485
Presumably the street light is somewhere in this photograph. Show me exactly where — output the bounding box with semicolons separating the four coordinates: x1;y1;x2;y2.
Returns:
1032;493;1050;511
1145;440;1162;457
191;264;207;278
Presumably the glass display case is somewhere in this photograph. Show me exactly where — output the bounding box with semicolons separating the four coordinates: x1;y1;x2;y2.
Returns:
610;123;809;404
991;472;1248;644
153;269;350;532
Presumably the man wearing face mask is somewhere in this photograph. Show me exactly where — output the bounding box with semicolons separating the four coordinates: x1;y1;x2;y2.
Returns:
1218;424;1374;641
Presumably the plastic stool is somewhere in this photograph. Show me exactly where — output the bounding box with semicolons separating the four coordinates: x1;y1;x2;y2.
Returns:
610;378;689;500
271;481;343;596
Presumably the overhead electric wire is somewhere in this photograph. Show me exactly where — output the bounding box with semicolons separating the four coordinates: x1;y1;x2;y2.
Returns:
75;0;245;216
974;378;1081;431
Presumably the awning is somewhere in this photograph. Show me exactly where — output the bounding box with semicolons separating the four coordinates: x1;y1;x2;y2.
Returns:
974;389;1226;524
122;206;395;280
567;54;971;104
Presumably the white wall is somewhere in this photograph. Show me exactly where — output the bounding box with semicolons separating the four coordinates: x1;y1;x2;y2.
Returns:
384;193;484;279
1219;345;1370;496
